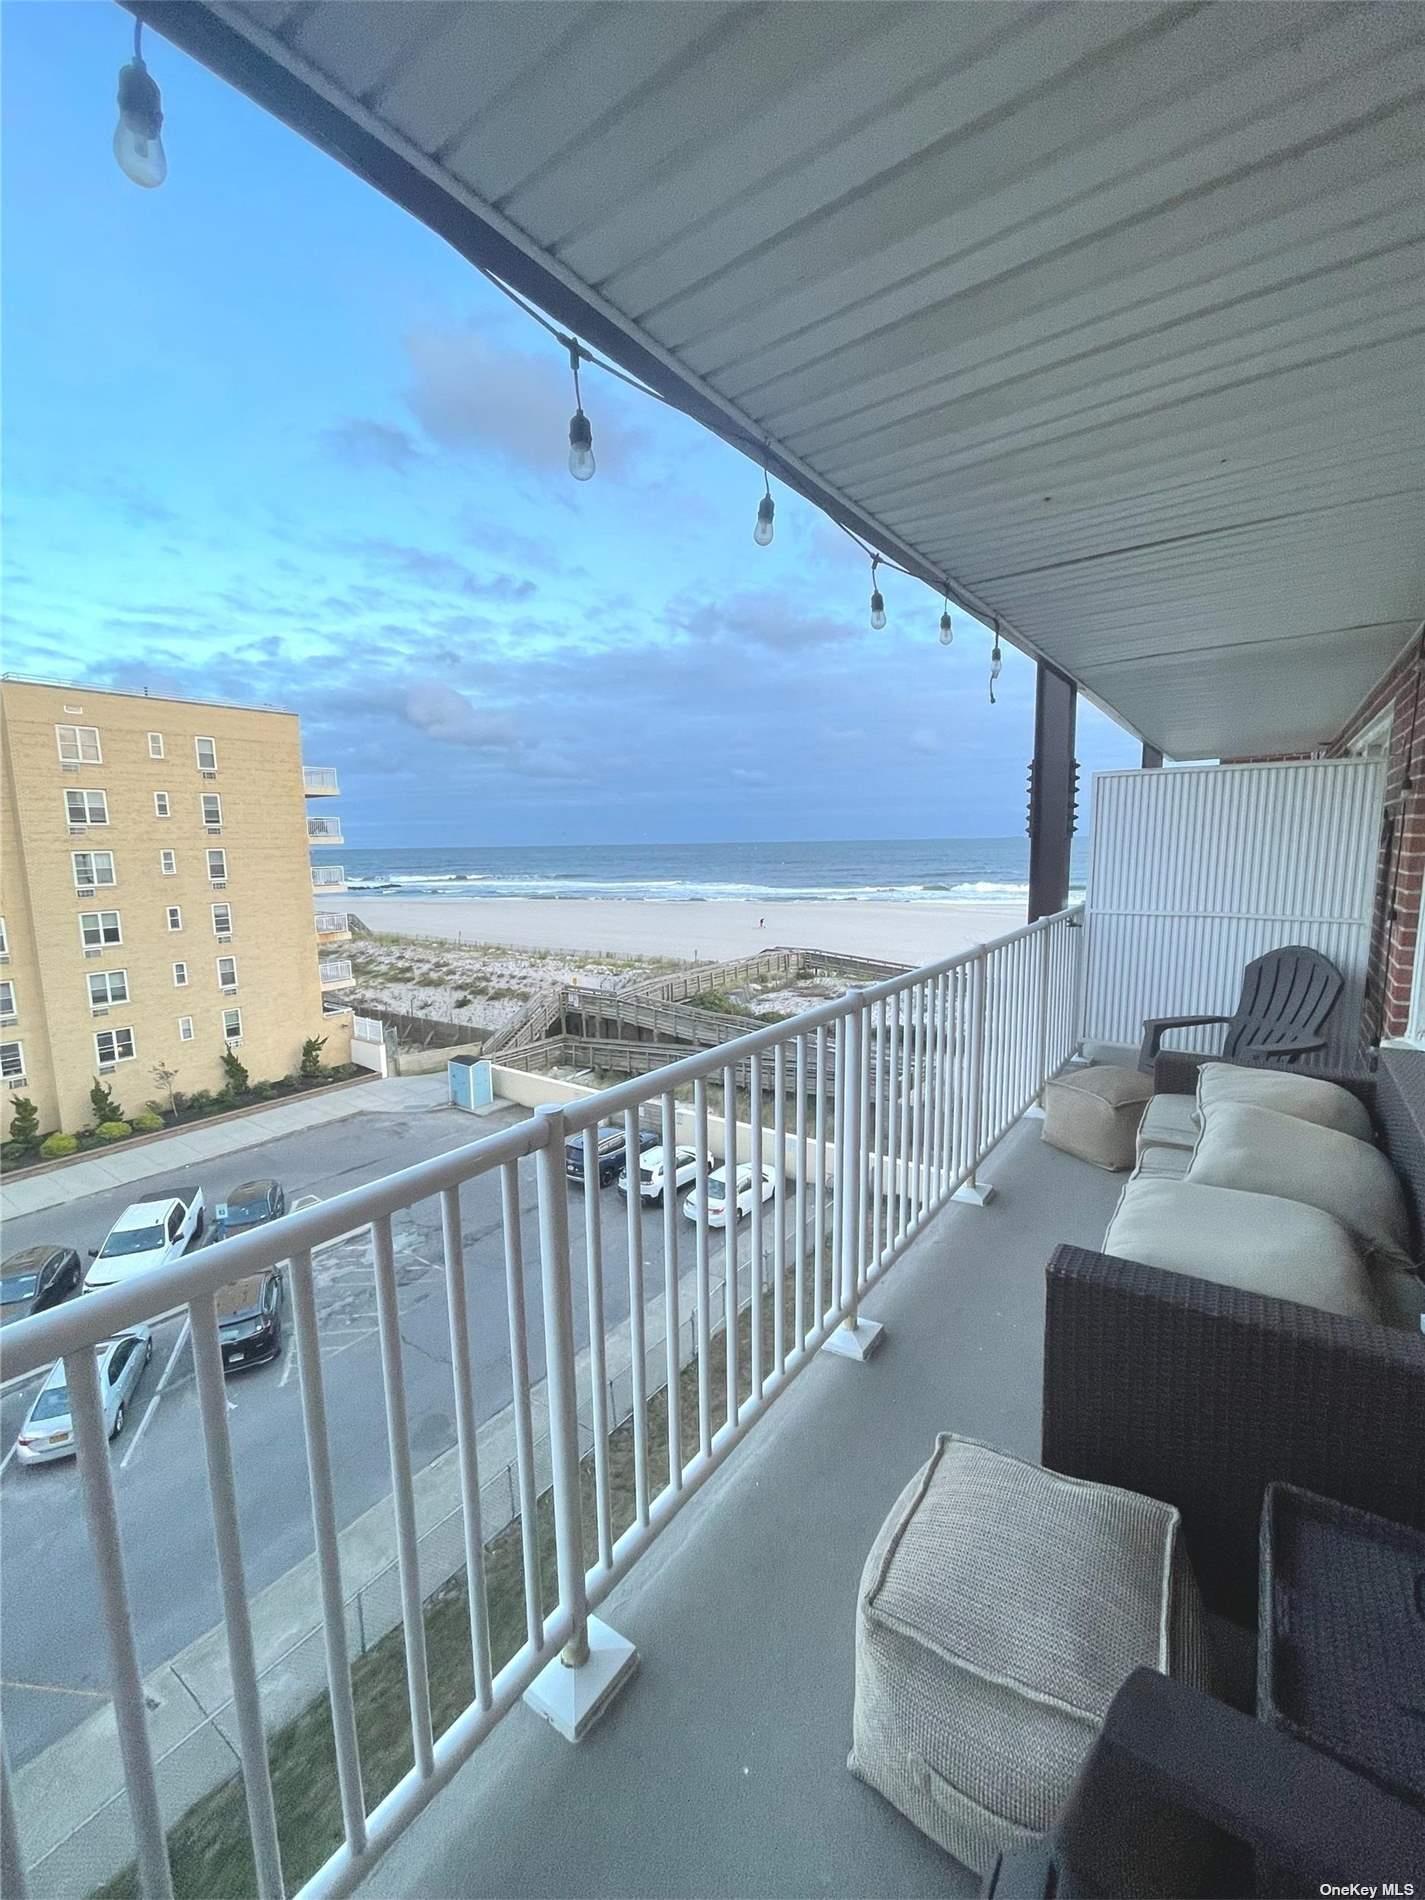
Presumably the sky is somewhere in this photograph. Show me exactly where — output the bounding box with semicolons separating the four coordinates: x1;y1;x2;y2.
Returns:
0;1;1142;849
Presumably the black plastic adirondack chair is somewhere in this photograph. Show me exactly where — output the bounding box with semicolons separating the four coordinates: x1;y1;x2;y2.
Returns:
1137;945;1344;1072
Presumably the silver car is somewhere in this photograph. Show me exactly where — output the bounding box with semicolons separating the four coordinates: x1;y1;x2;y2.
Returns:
15;1327;153;1465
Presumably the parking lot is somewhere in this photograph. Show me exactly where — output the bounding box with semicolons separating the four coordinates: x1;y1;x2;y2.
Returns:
0;1100;762;1766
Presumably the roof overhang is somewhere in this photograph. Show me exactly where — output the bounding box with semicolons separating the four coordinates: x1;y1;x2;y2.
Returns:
130;1;1425;758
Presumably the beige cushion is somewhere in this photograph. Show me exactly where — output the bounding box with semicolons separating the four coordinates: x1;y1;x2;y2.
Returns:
1042;1064;1153;1171
1103;1176;1383;1322
1131;1143;1192;1181
1196;1062;1372;1143
1136;1091;1199;1156
1187;1100;1411;1270
849;1435;1217;1874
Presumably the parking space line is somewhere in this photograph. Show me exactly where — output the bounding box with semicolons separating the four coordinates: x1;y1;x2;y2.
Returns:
121;1316;191;1470
278;1332;297;1387
0;1676;108;1701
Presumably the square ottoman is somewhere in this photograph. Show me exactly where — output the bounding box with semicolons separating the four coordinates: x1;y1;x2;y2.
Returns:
1042;1065;1153;1170
849;1436;1218;1874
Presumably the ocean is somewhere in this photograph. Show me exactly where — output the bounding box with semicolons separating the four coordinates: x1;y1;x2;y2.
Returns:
318;838;1088;908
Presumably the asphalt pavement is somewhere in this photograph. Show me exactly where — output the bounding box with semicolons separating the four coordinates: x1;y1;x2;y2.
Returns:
0;1096;717;1766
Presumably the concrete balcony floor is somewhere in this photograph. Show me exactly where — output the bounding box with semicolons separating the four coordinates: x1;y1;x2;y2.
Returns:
368;1114;1123;1900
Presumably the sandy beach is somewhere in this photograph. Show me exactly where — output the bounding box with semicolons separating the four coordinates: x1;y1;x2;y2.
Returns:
347;896;1025;967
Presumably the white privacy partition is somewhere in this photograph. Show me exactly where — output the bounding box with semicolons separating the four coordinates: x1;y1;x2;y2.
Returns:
1082;758;1385;1068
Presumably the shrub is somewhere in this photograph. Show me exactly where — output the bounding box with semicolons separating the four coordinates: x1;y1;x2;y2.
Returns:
132;1110;164;1132
96;1120;132;1142
219;1046;250;1096
183;1089;215;1115
299;1034;327;1079
7;1096;41;1154
40;1132;78;1159
247;1080;273;1102
90;1077;123;1123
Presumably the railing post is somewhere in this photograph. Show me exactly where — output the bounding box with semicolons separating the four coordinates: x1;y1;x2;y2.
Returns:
1026;922;1053;1118
822;993;884;1361
523;1105;638;1742
954;948;997;1205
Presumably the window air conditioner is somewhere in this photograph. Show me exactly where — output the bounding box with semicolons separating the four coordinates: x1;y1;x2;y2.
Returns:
4;1075;27;1089
98;1063;116;1075
206;826;222;836
84;948;102;959
220;984;238;995
201;770;218;780
69;824;87;836
216;932;233;943
210;880;227;890
91;1006;109;1018
77;886;95;897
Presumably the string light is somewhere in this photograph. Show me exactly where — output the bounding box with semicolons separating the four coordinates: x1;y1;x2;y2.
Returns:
989;618;1003;703
566;339;595;481
938;590;953;646
869;555;887;631
114;18;166;188
754;466;775;546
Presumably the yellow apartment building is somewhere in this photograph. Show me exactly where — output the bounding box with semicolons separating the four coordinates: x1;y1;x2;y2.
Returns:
0;678;354;1140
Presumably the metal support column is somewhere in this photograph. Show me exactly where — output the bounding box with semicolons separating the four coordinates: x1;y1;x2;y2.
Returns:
1141;743;1164;769
1027;663;1078;923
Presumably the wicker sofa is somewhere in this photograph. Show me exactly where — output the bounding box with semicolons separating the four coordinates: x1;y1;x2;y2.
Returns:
1041;1047;1425;1629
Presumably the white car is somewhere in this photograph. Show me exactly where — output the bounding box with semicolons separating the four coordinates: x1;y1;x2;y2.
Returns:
88;1186;204;1291
618;1144;708;1202
15;1327;153;1465
682;1163;778;1228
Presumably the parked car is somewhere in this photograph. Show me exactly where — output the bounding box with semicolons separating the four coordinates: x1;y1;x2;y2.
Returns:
15;1327;153;1464
87;1187;203;1291
619;1144;709;1202
216;1267;284;1370
566;1125;659;1188
0;1245;83;1327
211;1178;286;1244
682;1163;778;1227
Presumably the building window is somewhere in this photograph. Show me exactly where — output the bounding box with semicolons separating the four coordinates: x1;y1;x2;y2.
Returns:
0;916;8;958
88;969;130;1007
1;1041;24;1082
148;732;165;759
94;1027;136;1065
56;724;101;765
0;980;15;1024
173;961;189;987
154;791;171;818
195;736;218;771
65;789;109;826
200;792;222;827
160;849;177;875
72;850;116;889
222;1008;243;1043
207;848;227;881
217;955;238;990
177;1015;194;1041
211;901;233;936
79;910;122;949
166;906;183;932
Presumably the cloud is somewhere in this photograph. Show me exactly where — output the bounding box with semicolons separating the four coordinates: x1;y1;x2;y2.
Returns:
321;419;424;473
353;538;536;601
909;727;940;755
400;681;518;749
669;589;862;654
731;766;771;786
403;325;643;477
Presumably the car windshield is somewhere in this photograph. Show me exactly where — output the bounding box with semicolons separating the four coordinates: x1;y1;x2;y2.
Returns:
99;1224;166;1257
223;1197;269;1224
1;1274;39;1301
707;1170;727;1195
31;1386;71;1422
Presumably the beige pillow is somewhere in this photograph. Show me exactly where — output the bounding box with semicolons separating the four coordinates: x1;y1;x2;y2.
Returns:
1188;1100;1410;1269
1196;1063;1372;1143
1103;1176;1382;1322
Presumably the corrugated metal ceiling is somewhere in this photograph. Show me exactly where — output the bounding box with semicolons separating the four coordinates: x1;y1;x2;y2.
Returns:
157;1;1425;757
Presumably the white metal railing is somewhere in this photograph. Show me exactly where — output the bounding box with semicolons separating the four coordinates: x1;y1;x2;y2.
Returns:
303;768;340;796
314;912;351;937
319;960;355;986
307;817;343;844
311;865;346;890
0;906;1082;1900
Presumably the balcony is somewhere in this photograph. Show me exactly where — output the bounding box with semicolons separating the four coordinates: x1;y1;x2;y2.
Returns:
318;957;355;988
307;815;343;845
303;767;340;796
311;863;347;893
314;911;351;943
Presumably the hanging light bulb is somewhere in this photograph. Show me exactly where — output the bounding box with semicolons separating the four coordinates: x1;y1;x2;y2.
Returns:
989;620;1003;704
114;20;166;189
754;471;775;547
869;556;887;631
938;591;954;647
565;339;595;481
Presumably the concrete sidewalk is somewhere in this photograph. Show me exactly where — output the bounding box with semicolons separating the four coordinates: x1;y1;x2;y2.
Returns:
0;1075;452;1218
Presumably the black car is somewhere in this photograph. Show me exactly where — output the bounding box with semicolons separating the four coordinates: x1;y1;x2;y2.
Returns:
216;1267;284;1369
0;1246;83;1327
211;1178;286;1244
565;1125;660;1188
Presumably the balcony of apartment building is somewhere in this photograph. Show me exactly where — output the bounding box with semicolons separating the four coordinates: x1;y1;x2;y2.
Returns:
306;815;343;847
310;864;347;895
318;957;356;991
302;768;340;797
314;911;351;946
3;7;1421;1900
